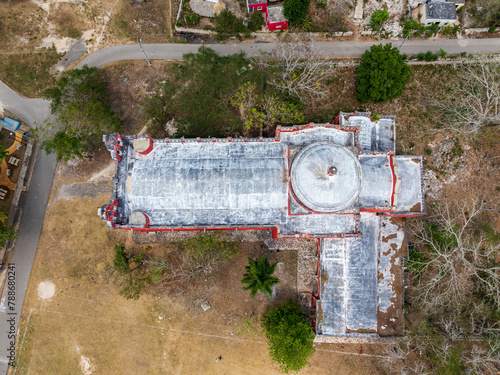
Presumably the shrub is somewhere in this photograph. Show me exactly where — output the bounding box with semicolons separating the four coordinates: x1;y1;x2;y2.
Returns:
283;0;310;25
489;25;497;32
370;9;390;29
185;12;201;25
315;0;326;8
417;51;438;61
261;300;315;373
248;10;264;32
439;48;447;57
213;9;249;40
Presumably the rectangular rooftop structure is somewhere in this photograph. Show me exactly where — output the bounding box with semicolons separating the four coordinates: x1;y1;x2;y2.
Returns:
127;142;288;226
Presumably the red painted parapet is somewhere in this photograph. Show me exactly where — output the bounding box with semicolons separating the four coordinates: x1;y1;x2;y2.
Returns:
138;136;154;155
389;156;397;206
105;198;119;228
110;133;123;164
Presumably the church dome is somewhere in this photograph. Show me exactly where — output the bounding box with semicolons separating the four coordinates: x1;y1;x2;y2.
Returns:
290;141;362;212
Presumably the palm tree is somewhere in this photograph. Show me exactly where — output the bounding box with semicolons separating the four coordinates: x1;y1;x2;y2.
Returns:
241;256;279;299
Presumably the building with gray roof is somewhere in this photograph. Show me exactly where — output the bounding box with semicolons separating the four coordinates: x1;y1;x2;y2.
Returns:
419;1;458;26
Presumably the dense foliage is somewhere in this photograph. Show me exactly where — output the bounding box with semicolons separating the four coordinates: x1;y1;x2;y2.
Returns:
417;51;439;61
111;243;150;300
283;0;310;25
39;65;122;161
369;9;389;29
0;211;17;250
213;10;250;40
468;0;500;28
231;82;304;132
142;47;268;138
0;145;8;164
355;43;412;103
248;10;264;32
261;300;315;373
241;256;279;298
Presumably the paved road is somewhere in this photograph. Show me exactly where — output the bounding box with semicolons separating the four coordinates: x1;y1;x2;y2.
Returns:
0;150;56;372
76;38;500;68
0;78;55;374
0;36;499;374
0;81;52;129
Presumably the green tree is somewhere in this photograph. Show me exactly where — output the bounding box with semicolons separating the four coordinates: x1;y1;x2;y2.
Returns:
248;11;264;32
111;243;150;300
231;82;304;132
0;211;17;249
143;47;265;138
38;65;122;161
355;43;412;103
241;256;279;298
213;10;249;40
283;0;310;25
261;300;315;373
369;9;389;29
0;145;8;164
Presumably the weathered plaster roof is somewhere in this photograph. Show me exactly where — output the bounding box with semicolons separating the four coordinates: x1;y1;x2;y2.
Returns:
127;142;288;226
318;213;406;336
426;2;457;20
267;5;287;23
358;155;393;209
341;114;395;154
393;156;424;214
190;0;225;18
291;142;362;212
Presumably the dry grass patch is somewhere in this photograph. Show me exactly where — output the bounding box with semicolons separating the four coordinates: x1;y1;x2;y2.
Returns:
48;3;89;39
0;49;63;97
0;0;47;52
109;0;172;44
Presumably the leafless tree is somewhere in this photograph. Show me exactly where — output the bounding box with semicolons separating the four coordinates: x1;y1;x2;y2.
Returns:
436;58;500;136
409;196;500;312
256;39;332;102
465;339;500;375
399;196;500;374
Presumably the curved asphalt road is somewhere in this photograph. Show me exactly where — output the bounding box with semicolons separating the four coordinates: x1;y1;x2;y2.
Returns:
76;38;500;68
0;37;500;374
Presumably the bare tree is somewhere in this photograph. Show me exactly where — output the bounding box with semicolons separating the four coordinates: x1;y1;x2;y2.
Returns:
256;39;332;102
409;196;500;311
399;196;500;374
436;58;500;136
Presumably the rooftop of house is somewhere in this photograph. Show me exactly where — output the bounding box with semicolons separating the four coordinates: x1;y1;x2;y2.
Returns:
425;1;457;20
267;4;287;23
189;0;226;18
247;0;266;6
